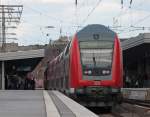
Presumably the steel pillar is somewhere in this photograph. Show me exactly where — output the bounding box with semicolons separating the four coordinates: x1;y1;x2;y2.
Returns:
2;61;5;90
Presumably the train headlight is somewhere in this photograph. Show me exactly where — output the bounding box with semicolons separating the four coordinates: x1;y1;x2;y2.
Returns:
84;71;88;74
102;70;110;75
102;70;107;74
88;70;92;75
84;70;92;75
106;70;110;74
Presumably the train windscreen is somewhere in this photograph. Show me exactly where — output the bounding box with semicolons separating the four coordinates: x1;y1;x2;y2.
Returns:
80;41;113;80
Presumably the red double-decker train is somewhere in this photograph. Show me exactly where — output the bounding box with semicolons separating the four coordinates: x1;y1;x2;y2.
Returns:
44;24;123;107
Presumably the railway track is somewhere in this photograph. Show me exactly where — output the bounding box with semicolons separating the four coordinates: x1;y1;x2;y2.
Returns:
111;111;125;117
116;103;150;117
89;106;125;117
99;112;124;117
96;102;150;117
89;99;150;117
99;112;127;117
124;99;150;108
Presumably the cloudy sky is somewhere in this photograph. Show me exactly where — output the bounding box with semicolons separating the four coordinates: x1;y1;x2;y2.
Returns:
1;0;150;45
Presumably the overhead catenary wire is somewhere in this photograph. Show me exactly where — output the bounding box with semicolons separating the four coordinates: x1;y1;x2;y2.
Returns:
114;0;136;28
114;0;145;27
113;0;150;35
24;4;79;39
16;3;78;41
3;0;79;31
24;4;74;26
121;0;133;8
134;14;150;26
79;0;102;27
118;12;150;34
3;0;150;44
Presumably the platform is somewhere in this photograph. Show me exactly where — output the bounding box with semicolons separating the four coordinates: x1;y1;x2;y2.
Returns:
122;88;150;101
0;90;98;117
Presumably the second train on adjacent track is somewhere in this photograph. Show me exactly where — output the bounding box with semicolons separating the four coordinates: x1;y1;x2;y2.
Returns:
44;24;123;107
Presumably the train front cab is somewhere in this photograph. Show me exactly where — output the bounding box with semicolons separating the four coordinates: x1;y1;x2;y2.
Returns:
69;25;123;107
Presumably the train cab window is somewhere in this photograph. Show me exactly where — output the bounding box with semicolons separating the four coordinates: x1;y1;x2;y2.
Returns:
79;41;113;77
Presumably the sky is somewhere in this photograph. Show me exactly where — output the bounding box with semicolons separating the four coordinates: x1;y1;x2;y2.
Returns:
1;0;150;45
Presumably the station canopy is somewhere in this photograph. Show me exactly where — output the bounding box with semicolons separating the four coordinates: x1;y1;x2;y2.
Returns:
0;49;44;61
122;33;150;69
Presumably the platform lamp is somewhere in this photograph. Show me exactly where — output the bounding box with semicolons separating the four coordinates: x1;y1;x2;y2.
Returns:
45;26;55;45
46;34;52;45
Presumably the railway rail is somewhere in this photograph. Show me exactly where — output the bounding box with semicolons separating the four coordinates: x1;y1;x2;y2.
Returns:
97;102;150;117
124;99;150;108
99;112;124;117
90;107;125;117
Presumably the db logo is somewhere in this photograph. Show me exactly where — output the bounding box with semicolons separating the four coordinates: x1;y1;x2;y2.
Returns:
94;81;101;85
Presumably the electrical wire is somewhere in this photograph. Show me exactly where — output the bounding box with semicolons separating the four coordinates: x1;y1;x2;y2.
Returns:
80;0;102;27
118;12;150;35
134;14;150;25
24;4;74;26
114;0;150;35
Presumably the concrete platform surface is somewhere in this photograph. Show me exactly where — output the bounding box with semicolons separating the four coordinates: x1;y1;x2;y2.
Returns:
0;90;99;117
0;90;46;117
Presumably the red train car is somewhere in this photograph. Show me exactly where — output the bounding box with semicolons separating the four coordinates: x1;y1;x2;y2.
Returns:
44;24;123;107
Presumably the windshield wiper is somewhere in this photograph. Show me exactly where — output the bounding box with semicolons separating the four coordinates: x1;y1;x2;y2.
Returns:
93;56;96;67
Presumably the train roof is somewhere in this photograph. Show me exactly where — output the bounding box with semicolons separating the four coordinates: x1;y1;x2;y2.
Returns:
77;24;116;41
